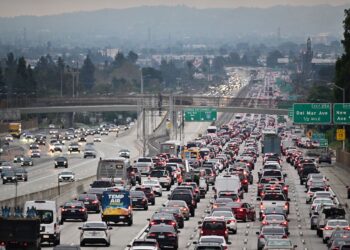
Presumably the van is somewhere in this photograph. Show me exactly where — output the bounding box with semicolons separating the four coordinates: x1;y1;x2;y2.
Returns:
24;200;61;245
214;175;243;199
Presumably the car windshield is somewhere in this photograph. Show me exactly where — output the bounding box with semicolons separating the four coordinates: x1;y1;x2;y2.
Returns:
138;158;152;162
265;214;285;220
83;222;107;229
200;237;224;243
78;194;96;200
91;181;113;187
314;199;332;204
211;211;233;218
266;239;292;246
150;171;165;177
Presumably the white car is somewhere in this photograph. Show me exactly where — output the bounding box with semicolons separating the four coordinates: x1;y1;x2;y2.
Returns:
322;219;350;244
5;135;13;142
309;198;334;216
196;235;231;248
58;171;75;182
142;179;163;197
93;136;102;142
79;221;111;247
30;150;41;158
211;210;237;234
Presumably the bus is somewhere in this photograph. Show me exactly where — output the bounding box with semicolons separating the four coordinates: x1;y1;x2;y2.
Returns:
160;140;181;157
182;147;200;161
207;126;217;134
96;157;131;185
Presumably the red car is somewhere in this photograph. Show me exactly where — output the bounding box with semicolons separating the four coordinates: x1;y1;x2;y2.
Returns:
199;217;229;241
227;202;256;222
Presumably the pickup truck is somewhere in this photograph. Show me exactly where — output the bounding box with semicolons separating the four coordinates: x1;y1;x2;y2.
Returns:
149;169;171;190
259;192;290;219
135;157;154;175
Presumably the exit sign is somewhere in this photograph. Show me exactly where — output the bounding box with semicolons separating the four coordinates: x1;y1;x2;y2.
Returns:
293;103;331;124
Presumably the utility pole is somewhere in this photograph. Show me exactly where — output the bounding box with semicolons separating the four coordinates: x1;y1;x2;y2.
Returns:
333;83;346;151
141;68;146;156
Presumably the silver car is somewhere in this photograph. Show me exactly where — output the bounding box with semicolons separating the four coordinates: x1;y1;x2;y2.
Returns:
58;171;75;182
79;221;111;246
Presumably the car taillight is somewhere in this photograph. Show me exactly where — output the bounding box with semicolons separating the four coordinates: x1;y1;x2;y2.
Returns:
239;208;244;212
61;208;67;212
79;208;86;212
170;221;176;226
92;200;99;204
225;229;228;235
281;221;288;226
243;180;248;184
324;226;333;230
150;221;156;225
148;233;157;237
192;200;195;205
200;230;204;235
166;233;176;237
282;235;288;239
284;204;288;209
283;186;288;190
262;221;269;225
259;235;265;239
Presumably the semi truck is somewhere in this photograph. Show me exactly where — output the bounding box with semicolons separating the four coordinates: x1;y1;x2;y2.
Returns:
9;122;21;138
0;207;41;249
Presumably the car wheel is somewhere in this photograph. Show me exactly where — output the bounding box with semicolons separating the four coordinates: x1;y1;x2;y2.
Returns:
323;238;328;244
151;200;155;206
167;186;170;191
233;229;237;234
82;217;87;222
144;206;148;211
191;210;195;217
106;242;110;247
128;218;133;226
80;242;85;247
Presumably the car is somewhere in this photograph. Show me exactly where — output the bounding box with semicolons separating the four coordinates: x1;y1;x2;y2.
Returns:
148;212;178;230
53;245;81;250
146;224;179;250
13;155;25;163
127;238;160;250
199;217;229;242
58;171;75;182
134;186;155;205
61;201;88;222
83;147;96;158
322;219;350;244
309;198;335;217
196;236;231;249
68;142;80;153
77;193;100;213
327;229;350;248
262;239;297;249
165;200;190;220
30;150;41;158
15;167;28;181
2;169;17;184
79;221;111;246
211;210;237;234
52;143;63;152
21;157;33;166
226;202;256;222
193;242;225;250
119;149;130;159
256;226;289;250
149;170;172;190
318;153;332;164
93;136;102;142
168;190;196;217
261;214;289;232
157;207;184;229
5;134;13;142
330;238;350;250
130;190;148;210
143;180;162;196
55;157;68;168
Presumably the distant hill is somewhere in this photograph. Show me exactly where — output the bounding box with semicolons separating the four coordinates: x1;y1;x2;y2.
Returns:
0;5;346;47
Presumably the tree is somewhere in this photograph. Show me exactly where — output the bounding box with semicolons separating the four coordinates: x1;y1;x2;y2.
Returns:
228;52;241;65
16;57;28;93
0;65;5;99
266;50;283;68
127;51;138;64
4;52;17;102
307;84;334;103
112;52;126;68
335;8;350;103
80;55;95;91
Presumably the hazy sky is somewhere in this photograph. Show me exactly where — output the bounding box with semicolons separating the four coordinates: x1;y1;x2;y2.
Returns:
0;0;349;17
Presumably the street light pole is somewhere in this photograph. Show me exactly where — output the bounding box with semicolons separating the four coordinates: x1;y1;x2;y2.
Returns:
333;83;346;151
141;68;146;156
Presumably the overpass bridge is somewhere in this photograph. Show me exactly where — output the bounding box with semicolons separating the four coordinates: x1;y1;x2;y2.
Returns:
0;95;294;119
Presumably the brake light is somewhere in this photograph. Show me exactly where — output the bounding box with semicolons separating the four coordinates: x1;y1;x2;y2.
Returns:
150;221;156;225
170;221;176;226
283;186;288;190
92;200;99;204
282;235;288;239
61;208;67;212
281;221;288;226
79;208;86;212
239;208;244;212
225;229;228;235
148;233;157;237
324;226;333;230
262;221;269;225
259;235;265;239
284;204;289;210
166;233;176;237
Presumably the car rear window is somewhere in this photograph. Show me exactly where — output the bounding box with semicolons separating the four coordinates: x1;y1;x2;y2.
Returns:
262;194;286;201
262;228;285;234
203;221;226;230
150;171;166;177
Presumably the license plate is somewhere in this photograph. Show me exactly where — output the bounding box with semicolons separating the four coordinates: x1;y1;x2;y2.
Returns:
43;235;49;239
119;216;125;219
84;202;89;205
133;199;138;201
158;235;165;238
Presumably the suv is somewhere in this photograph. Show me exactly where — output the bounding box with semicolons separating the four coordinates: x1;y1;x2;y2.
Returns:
168;191;196;217
2;169;17;184
77;193;100;213
146;224;179;250
299;163;319;185
15;167;28;181
148;212;178;230
199;217;229;242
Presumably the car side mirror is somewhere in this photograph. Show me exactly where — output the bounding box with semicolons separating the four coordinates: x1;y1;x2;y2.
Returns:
134;160;136;163
193;241;198;245
287;232;290;236
127;245;131;248
167;194;170;199
256;197;261;201
145;228;149;232
198;221;202;225
293;245;297;249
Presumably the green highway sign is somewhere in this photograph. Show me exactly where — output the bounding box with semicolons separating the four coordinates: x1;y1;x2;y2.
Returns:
184;108;217;122
333;103;350;124
288;108;293;118
312;133;325;141
293;103;331;124
318;138;328;148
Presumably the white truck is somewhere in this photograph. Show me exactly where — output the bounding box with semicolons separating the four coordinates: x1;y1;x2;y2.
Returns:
214;175;243;199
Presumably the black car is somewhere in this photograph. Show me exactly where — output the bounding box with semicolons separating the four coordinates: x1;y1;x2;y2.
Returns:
61;201;88;223
134;186;155;205
130;190;148;210
157;207;184;228
2;169;17;184
15;167;28;181
83;147;96;158
318;153;332;164
146;224;179;250
77;193;100;213
148;212;178;230
21;157;33;166
55;157;68;168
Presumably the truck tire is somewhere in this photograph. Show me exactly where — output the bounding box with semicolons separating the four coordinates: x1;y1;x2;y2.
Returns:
128;218;133;226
